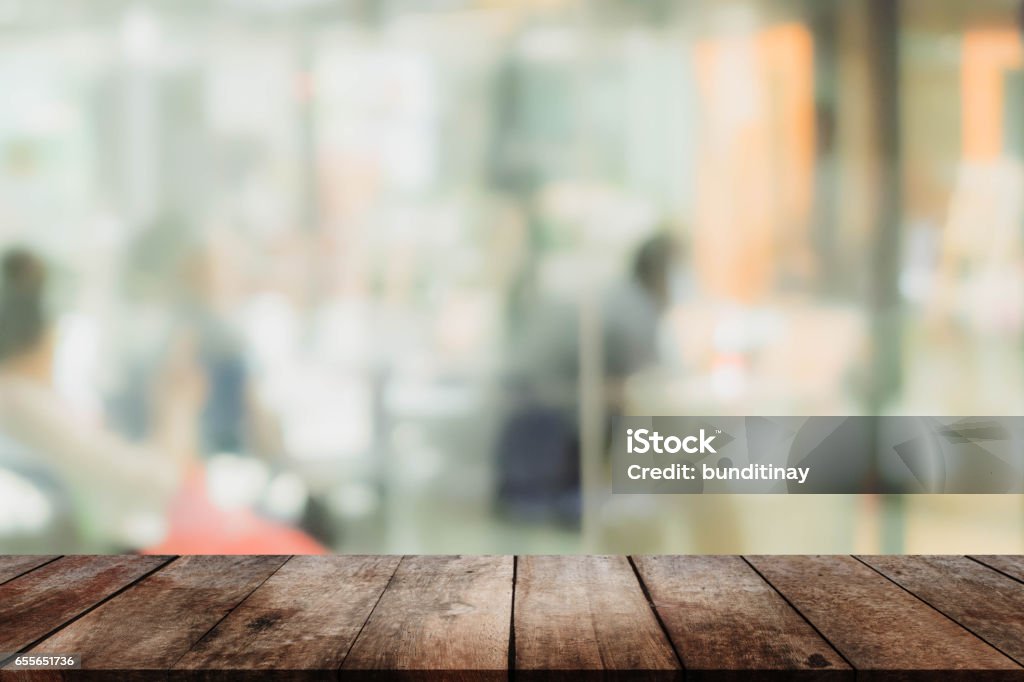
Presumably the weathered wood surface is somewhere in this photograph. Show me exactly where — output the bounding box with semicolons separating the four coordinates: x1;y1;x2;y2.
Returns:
633;555;850;675
23;555;287;670
0;554;1020;679
0;556;58;585
746;555;1021;674
514;555;679;678
860;555;1024;665
340;555;513;678
177;555;400;674
0;555;170;654
972;555;1024;584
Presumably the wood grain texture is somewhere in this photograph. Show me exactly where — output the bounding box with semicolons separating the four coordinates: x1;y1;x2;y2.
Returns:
514;555;679;678
26;555;288;671
176;555;400;673
633;555;849;677
3;554;1024;679
860;555;1024;665
972;555;1024;584
0;556;58;585
0;555;170;653
747;555;1022;673
341;555;512;678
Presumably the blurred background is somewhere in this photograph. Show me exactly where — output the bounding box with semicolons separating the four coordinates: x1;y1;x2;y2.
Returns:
0;0;1022;555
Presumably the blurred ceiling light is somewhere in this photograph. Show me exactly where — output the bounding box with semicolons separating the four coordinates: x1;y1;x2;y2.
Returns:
120;6;161;65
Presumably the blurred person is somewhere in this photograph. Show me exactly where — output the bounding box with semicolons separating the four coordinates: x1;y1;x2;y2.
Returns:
0;248;196;551
113;219;326;553
0;247;325;554
115;215;284;462
494;231;682;525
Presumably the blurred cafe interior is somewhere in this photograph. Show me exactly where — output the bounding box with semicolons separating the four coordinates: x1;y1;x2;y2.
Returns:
0;0;1023;554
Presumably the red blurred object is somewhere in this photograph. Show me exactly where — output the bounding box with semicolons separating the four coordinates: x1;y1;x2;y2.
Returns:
145;469;327;555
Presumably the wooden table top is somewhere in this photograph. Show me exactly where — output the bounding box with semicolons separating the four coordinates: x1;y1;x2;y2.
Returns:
0;554;1022;680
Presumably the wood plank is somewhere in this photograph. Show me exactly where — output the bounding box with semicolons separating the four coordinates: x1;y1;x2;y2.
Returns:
176;555;400;674
972;556;1024;584
341;555;512;678
514;555;679;678
747;555;1022;673
25;555;288;671
860;555;1024;665
0;556;59;585
0;555;170;654
632;555;850;677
